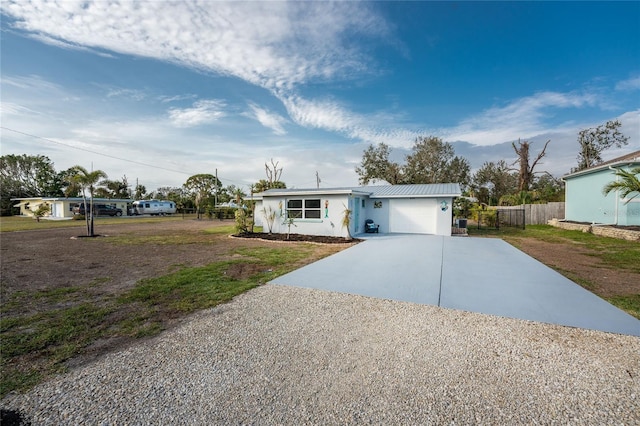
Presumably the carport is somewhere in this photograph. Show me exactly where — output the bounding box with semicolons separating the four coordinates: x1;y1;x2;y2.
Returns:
270;235;640;336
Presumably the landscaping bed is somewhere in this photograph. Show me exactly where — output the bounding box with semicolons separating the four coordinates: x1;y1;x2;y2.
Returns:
233;232;362;244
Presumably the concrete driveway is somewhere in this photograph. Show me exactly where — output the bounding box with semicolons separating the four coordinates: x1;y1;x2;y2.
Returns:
270;234;640;337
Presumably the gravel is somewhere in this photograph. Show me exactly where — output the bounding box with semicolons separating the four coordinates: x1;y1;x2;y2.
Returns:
3;284;639;425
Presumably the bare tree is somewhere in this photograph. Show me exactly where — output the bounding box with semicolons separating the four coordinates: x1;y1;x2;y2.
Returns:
265;159;283;187
511;139;551;191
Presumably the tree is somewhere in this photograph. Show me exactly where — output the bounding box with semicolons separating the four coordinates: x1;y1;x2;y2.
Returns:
134;183;147;200
232;187;246;206
603;167;640;204
499;190;540;206
183;174;221;219
531;173;564;202
472;160;518;205
575;120;629;172
254;159;287;192
265;158;283;187
511;139;551;191
404;136;470;186
95;176;129;199
0;154;63;215
32;202;50;222
355;137;470;187
254;179;286;193
70;165;108;237
355;143;403;185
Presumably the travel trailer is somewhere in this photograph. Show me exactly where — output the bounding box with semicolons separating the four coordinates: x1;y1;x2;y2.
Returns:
132;200;177;216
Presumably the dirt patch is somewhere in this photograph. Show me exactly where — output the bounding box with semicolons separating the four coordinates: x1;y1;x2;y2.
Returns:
0;219;348;372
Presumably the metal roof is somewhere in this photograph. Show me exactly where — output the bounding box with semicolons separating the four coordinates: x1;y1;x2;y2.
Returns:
362;183;461;198
256;183;462;199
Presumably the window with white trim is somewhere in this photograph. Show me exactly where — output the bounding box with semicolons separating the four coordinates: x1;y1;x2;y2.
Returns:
287;198;321;219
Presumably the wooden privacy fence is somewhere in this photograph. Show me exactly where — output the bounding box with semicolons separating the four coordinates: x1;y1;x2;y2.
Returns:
495;202;565;225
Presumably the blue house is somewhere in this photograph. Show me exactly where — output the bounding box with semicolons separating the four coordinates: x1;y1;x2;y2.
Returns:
562;150;640;226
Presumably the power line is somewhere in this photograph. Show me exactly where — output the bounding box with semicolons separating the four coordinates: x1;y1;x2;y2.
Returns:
1;126;255;189
1;126;194;176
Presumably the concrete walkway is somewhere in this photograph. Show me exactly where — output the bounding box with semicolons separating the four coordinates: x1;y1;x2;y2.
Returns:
270;234;640;337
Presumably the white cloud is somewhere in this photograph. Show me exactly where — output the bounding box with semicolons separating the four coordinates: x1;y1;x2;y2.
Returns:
2;0;395;142
443;91;601;146
280;94;422;147
0;101;40;117
616;76;640;91
159;94;198;104
168;100;226;128
106;88;147;101
245;103;288;135
3;1;388;91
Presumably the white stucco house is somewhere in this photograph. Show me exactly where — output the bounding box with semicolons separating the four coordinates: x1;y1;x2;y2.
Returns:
12;197;132;219
253;183;461;237
562;150;640;226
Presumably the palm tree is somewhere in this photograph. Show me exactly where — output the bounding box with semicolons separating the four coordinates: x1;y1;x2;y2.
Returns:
232;187;246;206
498;190;540;206
603;167;640;204
70;165;108;237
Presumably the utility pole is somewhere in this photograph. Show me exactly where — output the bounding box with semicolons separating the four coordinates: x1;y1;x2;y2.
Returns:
215;168;218;207
316;171;321;189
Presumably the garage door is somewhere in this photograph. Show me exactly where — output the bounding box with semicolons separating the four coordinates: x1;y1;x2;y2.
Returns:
389;199;437;234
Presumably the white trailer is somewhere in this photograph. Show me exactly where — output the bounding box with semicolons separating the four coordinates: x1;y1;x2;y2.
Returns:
133;200;177;216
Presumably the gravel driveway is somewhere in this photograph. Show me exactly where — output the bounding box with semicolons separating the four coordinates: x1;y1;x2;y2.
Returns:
3;284;639;424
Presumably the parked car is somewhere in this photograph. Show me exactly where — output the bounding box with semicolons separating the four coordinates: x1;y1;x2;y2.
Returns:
73;203;123;217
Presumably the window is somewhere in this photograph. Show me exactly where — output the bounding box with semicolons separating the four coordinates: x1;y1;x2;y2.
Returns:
304;199;321;218
287;198;321;219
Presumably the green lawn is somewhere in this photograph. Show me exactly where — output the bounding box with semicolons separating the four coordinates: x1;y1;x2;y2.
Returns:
0;214;200;232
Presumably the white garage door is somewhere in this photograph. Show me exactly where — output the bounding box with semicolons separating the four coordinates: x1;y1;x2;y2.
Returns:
389;199;437;234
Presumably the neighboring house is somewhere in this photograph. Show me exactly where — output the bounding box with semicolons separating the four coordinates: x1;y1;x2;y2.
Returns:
253;183;461;237
562;150;640;226
12;197;132;219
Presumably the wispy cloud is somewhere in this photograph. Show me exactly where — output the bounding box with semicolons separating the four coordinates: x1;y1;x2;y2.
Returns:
27;33;115;58
3;0;394;140
616;76;640;92
245;103;288;135
3;1;388;90
159;94;198;104
281;94;425;147
442;91;601;146
2;74;63;91
168;99;226;128
106;88;147;101
0;101;40;116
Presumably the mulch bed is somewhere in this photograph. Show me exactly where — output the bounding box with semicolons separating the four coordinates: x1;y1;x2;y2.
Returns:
233;232;362;244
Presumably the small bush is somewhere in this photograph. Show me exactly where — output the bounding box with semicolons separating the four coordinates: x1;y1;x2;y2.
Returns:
234;208;251;234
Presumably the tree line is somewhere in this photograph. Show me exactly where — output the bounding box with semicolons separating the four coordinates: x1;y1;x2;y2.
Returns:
355;120;630;206
0;156;288;217
0;119;631;216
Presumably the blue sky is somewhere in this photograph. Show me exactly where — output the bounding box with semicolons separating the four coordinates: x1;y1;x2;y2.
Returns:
1;1;639;192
